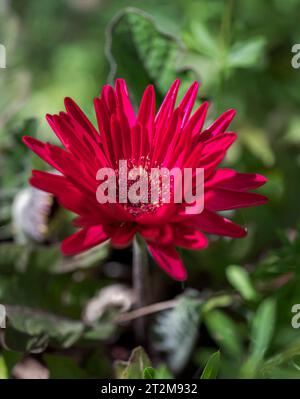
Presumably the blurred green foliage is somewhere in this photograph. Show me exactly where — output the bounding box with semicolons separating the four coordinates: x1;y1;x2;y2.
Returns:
1;0;300;379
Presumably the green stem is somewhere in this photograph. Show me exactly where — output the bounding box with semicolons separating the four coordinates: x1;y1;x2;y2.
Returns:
132;236;149;342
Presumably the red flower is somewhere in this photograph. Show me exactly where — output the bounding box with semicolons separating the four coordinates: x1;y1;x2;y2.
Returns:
23;79;267;281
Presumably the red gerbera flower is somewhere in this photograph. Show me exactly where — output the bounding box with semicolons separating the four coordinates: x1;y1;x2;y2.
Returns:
23;79;267;281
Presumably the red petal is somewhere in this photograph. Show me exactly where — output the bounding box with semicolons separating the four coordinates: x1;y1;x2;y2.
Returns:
173;225;208;249
204;108;236;137
206;189;268;211
47;113;107;169
187;209;247;238
154;80;180;147
110;114;124;161
147;243;187;281
205;168;236;188
30;170;95;215
64;97;100;142
155;79;180;126
94;97;114;163
109;223;137;248
186;101;209;137
158;109;183;167
101;85;117;114
24;136;97;195
73;213;112;227
139;224;174;245
61;226;108;255
46;143;96;193
178;81;199;126
115;78;136;127
218;172;267;191
131;123;142;163
137;85;155;137
117;109;132;158
201;133;237;156
23;136;63;172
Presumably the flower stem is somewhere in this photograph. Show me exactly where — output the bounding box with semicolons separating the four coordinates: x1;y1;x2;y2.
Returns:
132;236;149;343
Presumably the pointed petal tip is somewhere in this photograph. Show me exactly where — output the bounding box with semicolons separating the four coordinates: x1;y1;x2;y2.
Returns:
146;84;155;93
227;108;237;118
174;272;188;281
31;169;42;177
93;97;100;106
172;264;188;281
146;242;188;281
257;194;268;204
202;238;209;250
142;84;155;100
22;135;30;144
191;80;200;89
115;78;129;96
101;84;115;99
61;226;108;256
64;97;74;108
115;77;126;87
257;174;268;185
169;79;181;92
240;227;248;238
221;132;237;146
186;80;200;93
22;135;38;148
115;77;125;84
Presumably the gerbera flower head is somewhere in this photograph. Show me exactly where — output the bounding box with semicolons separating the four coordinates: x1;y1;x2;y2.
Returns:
23;79;267;281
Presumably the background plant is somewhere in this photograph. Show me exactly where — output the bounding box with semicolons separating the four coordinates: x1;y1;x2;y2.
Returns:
1;0;300;379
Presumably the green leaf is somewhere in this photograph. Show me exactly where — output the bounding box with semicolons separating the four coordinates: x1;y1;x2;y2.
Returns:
153;364;173;379
247;298;276;368
185;21;219;58
0;119;38;192
205;310;243;358
59;242;110;273
226;265;259;301
202;294;234;314
122;347;151;379
0;241;109;276
0;356;8;379
82;322;116;342
239;126;275;167
143;367;155;379
0;243;24;274
228;38;266;69
44;355;88;379
4;326;49;353
2;351;23;374
142;365;173;379
241;298;276;377
4;305;84;352
84;348;111;379
153;289;202;374
200;351;221;379
260;339;300;377
114;360;128;379
106;7;199;105
115;346;151;379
